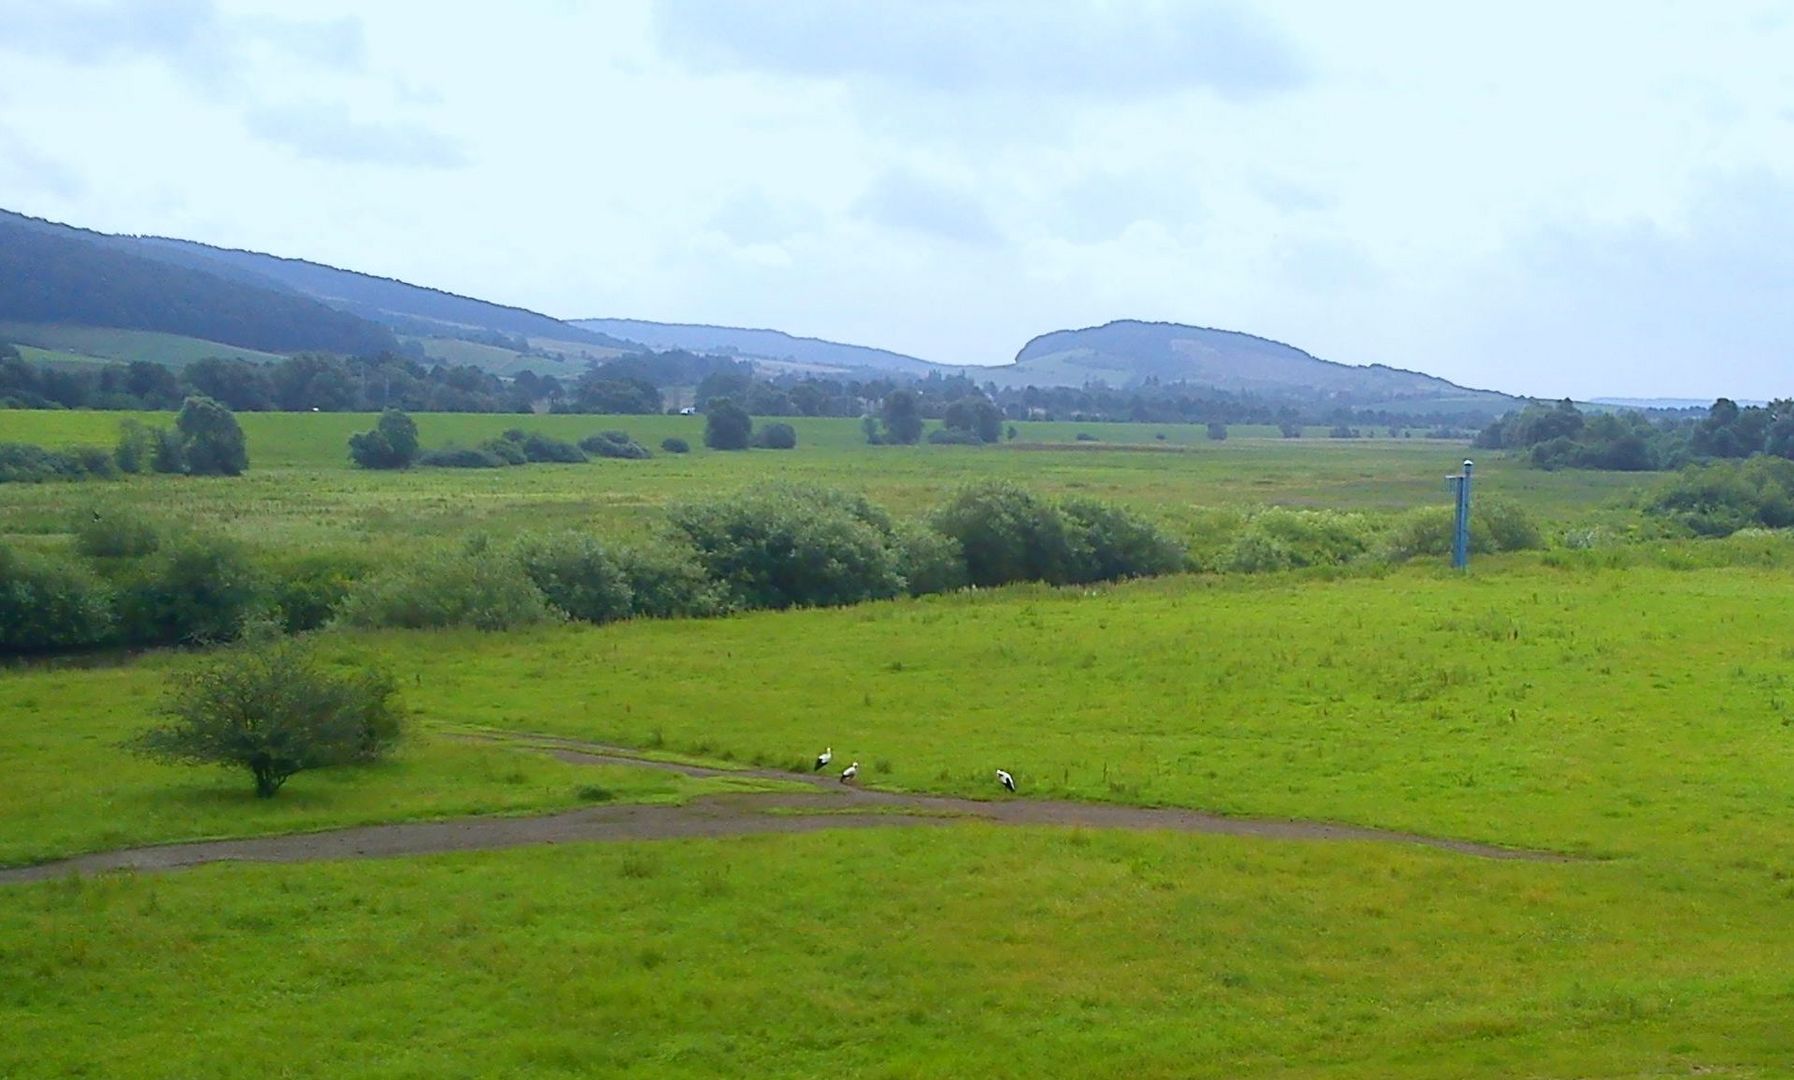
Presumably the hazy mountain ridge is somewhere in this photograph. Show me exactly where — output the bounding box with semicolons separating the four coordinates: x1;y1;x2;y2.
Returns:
134;238;633;349
574;318;941;376
996;319;1521;409
0;210;399;357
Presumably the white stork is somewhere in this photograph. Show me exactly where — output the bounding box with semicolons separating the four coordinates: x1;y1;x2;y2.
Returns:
814;747;832;771
996;769;1016;793
840;761;859;784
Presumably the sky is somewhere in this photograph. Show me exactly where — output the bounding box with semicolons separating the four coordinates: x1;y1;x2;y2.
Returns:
1;1;1791;399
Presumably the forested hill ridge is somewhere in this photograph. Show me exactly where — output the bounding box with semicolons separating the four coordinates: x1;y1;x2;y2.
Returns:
132;237;633;349
0;209;632;357
573;318;941;376
0;211;398;356
994;319;1521;410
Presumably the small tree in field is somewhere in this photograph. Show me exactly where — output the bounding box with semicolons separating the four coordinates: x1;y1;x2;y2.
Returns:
129;638;403;797
348;409;420;469
176;395;249;476
704;397;752;450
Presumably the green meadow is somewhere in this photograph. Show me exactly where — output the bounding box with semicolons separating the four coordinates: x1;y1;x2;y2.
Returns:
4;410;1792;1076
0;412;1646;552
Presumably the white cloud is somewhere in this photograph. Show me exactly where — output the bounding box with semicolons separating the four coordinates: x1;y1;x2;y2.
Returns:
243;101;468;169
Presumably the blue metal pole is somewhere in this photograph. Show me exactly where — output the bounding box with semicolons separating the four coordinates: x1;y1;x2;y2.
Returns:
1451;459;1473;569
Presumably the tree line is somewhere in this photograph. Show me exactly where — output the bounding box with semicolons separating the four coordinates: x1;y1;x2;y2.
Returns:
1475;398;1794;471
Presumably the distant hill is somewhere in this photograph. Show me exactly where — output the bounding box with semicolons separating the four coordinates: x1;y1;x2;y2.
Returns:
132;237;635;350
991;320;1520;412
0;211;397;356
574;318;942;376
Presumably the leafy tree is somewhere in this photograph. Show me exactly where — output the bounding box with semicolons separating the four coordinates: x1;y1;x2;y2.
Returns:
880;389;924;445
1206;421;1228;441
943;397;1002;443
704;397;753;450
348;409;421;469
176;395;248;476
129;637;403;798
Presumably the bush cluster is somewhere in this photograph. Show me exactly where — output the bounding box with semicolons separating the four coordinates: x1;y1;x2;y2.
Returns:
931;482;1185;587
1644;458;1794;537
580;430;652;459
0;442;116;483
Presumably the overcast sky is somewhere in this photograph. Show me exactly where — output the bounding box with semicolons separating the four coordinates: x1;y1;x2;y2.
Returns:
2;1;1790;399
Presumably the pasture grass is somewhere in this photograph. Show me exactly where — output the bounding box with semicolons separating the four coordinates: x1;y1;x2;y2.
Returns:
0;412;1648;554
354;556;1794;864
2;827;1789;1078
0;649;799;867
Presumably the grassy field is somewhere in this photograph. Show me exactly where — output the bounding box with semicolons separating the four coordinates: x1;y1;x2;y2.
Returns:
0;322;286;368
0;411;1650;554
4;413;1790;1076
4;827;1787;1079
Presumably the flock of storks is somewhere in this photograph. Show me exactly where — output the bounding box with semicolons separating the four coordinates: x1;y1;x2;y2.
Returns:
814;747;1015;793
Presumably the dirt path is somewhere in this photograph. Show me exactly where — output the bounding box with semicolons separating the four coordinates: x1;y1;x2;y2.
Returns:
0;732;1574;885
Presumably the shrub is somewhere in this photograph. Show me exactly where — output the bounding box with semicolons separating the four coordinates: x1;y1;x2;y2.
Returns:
611;544;728;618
176;395;248;476
892;522;967;597
1383;498;1545;561
480;436;529;466
1222;508;1374;573
927;427;984;445
1645;458;1794;537
0;544;115;653
1060;498;1188;582
74;507;162;559
581;431;652;459
751;422;798;450
668;486;905;610
348;409;421;469
0;443;112;483
266;551;373;633
1206;422;1228;441
72;446;117;478
515;533;634;624
150;426;186;474
115;419;155;474
519;432;586;463
930;482;1088;587
704;398;753;450
334;549;560;631
116;533;266;646
419;445;504;468
128;637;403;798
1074;432;1099;442
660;437;691;454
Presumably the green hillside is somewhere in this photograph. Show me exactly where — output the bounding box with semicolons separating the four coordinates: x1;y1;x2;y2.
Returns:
0;321;286;368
